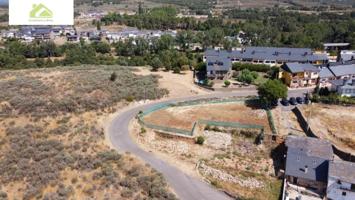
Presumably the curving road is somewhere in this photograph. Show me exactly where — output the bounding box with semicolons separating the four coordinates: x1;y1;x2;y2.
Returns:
107;89;311;200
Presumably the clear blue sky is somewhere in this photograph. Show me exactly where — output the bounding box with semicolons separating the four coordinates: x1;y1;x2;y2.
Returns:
0;0;8;6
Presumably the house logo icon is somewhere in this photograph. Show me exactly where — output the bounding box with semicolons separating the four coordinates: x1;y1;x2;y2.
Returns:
30;3;53;19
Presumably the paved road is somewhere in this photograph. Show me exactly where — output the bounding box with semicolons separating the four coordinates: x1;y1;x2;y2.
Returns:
107;89;310;200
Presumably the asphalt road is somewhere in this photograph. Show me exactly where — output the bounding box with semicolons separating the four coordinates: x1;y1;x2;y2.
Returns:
107;88;311;200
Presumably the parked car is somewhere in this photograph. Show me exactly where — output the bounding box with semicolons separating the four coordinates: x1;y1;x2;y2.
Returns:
289;97;297;105
281;98;290;106
296;97;304;104
270;99;278;107
304;97;310;104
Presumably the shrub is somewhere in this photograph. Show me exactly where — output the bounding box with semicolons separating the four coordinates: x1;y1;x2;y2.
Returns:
232;63;270;72
196;136;205;145
224;80;231;87
140;127;146;134
194;62;206;71
173;67;181;74
121;189;134;198
0;66;169;115
204;125;211;131
237;69;258;84
110;72;117;81
312;93;355;105
125;95;135;102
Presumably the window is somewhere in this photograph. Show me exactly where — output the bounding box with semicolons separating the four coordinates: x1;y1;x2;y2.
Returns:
351;184;355;191
337;180;342;185
342;191;346;196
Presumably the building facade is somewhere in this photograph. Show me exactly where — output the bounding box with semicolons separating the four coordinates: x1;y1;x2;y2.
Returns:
280;63;320;88
283;136;334;199
204;47;328;67
327;161;355;200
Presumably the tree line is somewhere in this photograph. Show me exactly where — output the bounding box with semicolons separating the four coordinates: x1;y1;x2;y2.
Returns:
101;7;355;49
0;36;200;71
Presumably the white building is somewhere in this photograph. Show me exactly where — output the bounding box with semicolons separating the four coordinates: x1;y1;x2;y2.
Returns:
327;161;355;200
341;50;355;62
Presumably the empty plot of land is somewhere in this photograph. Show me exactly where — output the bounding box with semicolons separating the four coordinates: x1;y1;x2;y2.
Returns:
144;102;272;133
302;104;355;154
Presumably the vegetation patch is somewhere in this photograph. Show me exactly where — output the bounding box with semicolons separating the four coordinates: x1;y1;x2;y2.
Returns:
0;65;168;116
0;66;176;199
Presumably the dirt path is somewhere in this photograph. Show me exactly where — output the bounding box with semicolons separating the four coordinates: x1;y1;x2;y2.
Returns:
133;67;209;98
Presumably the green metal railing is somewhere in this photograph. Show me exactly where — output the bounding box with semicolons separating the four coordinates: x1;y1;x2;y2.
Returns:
138;97;277;137
198;119;264;130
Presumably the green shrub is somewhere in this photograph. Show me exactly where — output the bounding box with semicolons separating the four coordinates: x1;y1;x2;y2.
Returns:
232;63;270;72
140;127;146;134
224;80;231;87
312;93;355;105
196;136;205;145
173;67;181;74
237;69;258;84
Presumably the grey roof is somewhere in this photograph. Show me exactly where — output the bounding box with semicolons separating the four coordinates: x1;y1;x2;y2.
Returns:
286;150;330;183
282;62;320;73
320;67;336;79
285;136;333;183
206;56;232;72
329;79;346;87
330;64;355;77
323;43;350;47
285;136;333;159
204;49;230;58
204;47;328;63
341;79;355;89
329;160;355;184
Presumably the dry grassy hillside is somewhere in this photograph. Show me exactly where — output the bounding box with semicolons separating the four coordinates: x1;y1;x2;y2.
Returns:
0;65;176;200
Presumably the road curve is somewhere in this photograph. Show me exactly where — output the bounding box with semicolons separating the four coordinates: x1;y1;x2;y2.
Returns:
108;89;311;200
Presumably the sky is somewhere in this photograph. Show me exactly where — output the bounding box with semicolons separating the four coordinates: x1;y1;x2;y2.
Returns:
0;0;8;6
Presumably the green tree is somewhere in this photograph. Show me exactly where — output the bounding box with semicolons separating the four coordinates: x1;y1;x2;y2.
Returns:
150;57;163;71
204;28;224;48
92;42;111;54
237;69;258;84
258;80;288;106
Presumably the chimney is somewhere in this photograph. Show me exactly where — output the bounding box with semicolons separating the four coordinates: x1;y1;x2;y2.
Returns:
304;165;308;173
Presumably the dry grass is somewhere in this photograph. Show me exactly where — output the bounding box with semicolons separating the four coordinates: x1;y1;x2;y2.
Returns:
132;111;283;200
0;65;176;199
0;65;168;116
144;102;272;133
302;104;355;153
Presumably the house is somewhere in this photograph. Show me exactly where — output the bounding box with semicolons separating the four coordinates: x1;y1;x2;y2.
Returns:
323;43;350;52
284;136;333;199
319;64;355;88
330;79;355;97
206;56;232;79
204;47;328;67
280;63;320;88
341;50;355;62
327;160;355;200
32;27;52;40
67;35;78;42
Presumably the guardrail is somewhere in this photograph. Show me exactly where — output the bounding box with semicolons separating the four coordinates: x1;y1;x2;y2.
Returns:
138;98;274;138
